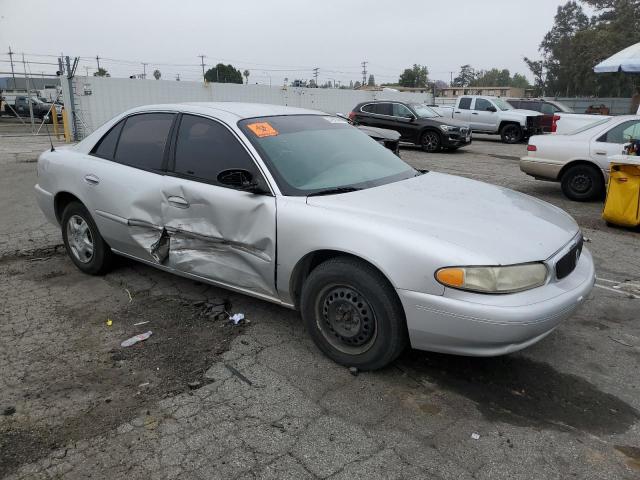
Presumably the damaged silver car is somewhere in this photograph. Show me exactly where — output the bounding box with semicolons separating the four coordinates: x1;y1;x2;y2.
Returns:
35;103;595;369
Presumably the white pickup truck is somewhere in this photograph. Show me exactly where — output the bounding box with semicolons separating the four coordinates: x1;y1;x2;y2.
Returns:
433;96;544;143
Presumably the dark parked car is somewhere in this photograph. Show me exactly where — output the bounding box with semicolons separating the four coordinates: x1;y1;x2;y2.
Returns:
349;101;472;152
506;98;573;133
337;113;401;156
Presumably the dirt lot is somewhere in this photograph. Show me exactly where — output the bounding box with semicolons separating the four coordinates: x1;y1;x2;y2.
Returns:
1;125;639;479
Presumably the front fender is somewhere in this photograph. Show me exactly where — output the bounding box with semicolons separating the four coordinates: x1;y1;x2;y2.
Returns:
276;197;448;305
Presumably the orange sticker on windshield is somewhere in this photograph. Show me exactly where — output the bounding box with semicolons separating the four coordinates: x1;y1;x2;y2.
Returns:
247;122;279;138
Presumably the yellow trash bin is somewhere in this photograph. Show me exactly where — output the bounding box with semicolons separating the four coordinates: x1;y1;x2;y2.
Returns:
602;155;640;227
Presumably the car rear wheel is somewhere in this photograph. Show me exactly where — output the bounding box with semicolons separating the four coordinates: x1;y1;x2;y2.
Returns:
300;257;408;370
561;164;604;201
420;130;441;152
61;201;114;275
500;124;523;144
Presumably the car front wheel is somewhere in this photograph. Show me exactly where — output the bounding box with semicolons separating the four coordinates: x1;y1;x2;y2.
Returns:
420;130;442;152
300;257;408;370
61;201;114;275
560;164;604;201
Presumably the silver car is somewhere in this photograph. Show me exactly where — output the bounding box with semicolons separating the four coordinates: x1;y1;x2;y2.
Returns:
35;103;595;369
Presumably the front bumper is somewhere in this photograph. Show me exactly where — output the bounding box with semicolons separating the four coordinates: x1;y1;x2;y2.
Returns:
398;247;595;356
442;131;472;148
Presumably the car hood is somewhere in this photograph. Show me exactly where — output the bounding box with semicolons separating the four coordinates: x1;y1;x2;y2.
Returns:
511;109;544;117
306;172;578;265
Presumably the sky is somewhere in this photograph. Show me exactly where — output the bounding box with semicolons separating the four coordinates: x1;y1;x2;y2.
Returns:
0;0;568;86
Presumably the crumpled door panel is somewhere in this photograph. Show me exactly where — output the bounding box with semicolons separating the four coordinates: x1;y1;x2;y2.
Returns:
158;177;277;296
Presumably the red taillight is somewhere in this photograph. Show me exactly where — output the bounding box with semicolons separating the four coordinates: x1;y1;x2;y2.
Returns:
527;144;537;152
348;111;356;121
551;115;560;133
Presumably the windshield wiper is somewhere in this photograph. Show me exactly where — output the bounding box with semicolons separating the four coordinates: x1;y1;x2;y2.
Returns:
307;186;361;197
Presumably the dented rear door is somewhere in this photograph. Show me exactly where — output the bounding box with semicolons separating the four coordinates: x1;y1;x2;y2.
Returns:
157;114;277;297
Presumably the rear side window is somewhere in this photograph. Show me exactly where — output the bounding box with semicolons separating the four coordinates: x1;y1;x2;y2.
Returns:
599;120;640;144
91;120;125;159
458;97;472;110
173;114;258;185
361;104;376;114
115;113;174;171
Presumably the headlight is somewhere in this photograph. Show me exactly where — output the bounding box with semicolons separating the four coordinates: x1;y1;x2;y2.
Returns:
439;125;457;132
435;263;548;294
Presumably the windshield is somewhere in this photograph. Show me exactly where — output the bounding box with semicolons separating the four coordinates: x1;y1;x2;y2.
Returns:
239;115;416;196
411;104;440;118
493;98;513;111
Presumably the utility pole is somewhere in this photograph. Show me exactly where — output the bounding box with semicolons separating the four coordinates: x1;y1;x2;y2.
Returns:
176;73;181;81
361;61;368;87
7;46;16;89
141;62;148;79
95;55;101;71
450;71;454;86
198;55;206;82
22;53;35;131
85;66;89;78
313;67;319;87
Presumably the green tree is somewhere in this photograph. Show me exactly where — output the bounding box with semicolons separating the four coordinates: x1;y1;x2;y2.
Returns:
153;69;161;80
511;73;530;88
452;65;475;87
204;64;243;84
398;64;429;88
471;68;512;87
93;67;110;77
528;0;640;97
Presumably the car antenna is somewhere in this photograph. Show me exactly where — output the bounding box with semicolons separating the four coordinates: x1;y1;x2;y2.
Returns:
44;115;55;152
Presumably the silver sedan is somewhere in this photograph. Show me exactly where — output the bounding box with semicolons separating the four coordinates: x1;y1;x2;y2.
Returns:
35;103;595;369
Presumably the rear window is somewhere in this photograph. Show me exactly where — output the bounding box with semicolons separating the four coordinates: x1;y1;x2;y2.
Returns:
91;120;125;159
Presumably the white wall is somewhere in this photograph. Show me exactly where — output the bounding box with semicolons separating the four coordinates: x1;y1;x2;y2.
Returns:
66;77;433;138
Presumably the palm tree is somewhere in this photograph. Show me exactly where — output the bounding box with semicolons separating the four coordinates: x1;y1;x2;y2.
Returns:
153;69;161;80
243;69;250;85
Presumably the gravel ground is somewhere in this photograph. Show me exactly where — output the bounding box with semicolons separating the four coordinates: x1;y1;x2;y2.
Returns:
1;124;639;479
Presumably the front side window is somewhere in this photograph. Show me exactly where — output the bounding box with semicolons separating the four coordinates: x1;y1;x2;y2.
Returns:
239;115;416;196
393;103;414;118
173;114;259;185
458;97;472;110
115;113;174;171
600;120;640;144
474;98;493;111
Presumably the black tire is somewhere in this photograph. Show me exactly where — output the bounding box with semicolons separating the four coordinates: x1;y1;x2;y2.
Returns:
500;123;523;144
61;201;114;275
560;164;604;201
300;257;408;370
420;130;442;153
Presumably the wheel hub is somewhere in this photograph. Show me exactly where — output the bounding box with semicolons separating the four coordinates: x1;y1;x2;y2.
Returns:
66;215;94;263
321;287;375;348
571;174;591;193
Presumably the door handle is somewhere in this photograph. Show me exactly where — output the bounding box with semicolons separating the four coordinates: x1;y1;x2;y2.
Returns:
168;196;189;208
594;151;607;155
454;111;461;114
471;112;479;115
84;174;100;185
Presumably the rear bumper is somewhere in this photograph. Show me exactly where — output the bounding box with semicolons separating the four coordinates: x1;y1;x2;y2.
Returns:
398;248;596;356
520;157;563;181
34;184;58;225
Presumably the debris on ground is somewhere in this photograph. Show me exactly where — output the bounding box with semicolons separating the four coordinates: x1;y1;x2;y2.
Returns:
106;319;113;327
188;380;202;390
121;331;153;348
224;363;253;386
133;321;149;326
349;367;359;377
471;432;480;440
229;313;245;325
195;298;231;320
2;406;16;416
124;288;133;303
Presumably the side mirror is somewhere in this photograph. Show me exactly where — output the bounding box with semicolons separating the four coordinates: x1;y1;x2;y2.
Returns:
217;169;266;194
486;106;497;112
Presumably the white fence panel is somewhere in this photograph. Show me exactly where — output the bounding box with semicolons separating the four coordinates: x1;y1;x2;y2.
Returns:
66;77;434;139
